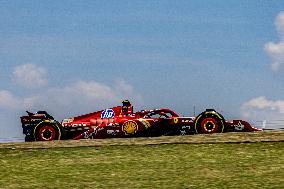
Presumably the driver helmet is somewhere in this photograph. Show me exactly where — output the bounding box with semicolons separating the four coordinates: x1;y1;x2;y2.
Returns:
122;99;131;107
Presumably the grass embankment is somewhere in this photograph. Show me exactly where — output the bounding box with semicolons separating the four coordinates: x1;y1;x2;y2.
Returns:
0;131;283;188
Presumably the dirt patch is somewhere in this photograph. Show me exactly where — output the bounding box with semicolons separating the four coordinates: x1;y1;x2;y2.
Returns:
0;130;283;149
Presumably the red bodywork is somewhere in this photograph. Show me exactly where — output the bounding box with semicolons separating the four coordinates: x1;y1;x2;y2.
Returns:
21;105;262;141
61;106;261;140
62;106;179;139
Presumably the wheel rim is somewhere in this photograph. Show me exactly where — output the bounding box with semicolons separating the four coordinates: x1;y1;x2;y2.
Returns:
200;118;219;133
38;126;56;141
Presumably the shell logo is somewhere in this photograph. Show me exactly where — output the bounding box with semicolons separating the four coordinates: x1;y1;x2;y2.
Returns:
122;121;138;135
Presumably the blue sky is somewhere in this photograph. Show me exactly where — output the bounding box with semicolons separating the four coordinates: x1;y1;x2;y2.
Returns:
1;1;284;138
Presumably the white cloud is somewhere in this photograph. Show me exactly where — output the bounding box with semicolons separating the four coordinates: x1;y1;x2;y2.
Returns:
265;42;284;71
0;90;22;109
241;96;284;121
0;79;143;120
275;11;284;35
113;78;135;97
264;11;284;71
13;64;48;88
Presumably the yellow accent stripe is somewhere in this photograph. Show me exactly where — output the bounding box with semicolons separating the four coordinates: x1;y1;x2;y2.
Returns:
194;115;202;134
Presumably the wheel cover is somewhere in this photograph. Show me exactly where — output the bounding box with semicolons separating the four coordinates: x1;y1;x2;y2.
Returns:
38;126;56;141
200;118;219;133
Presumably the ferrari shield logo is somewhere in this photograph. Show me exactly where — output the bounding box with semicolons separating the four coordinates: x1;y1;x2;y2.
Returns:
122;121;138;135
173;117;178;124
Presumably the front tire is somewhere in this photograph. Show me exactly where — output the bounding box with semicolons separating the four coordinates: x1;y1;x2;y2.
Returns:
194;110;225;134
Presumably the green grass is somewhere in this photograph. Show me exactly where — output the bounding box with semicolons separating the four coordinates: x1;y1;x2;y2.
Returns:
0;142;283;189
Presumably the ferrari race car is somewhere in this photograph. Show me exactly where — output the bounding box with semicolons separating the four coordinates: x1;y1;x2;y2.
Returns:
20;101;262;142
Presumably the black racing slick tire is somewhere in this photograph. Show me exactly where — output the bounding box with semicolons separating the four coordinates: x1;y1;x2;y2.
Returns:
194;110;225;134
34;122;62;141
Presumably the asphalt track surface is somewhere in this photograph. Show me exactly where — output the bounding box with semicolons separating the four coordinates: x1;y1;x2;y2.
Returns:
0;130;283;149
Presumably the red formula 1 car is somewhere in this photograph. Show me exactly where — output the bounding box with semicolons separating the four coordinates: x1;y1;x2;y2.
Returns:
20;100;262;141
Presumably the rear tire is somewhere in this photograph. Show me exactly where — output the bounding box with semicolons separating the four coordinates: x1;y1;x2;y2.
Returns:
34;123;61;141
194;111;225;134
